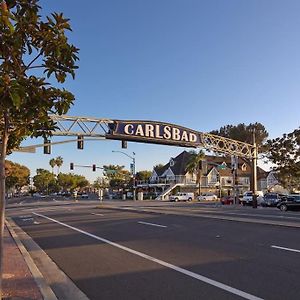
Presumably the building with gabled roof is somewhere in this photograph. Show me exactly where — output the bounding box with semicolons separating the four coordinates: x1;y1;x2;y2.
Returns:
138;150;268;200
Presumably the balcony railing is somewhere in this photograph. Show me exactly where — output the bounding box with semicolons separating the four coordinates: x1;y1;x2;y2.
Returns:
136;175;252;187
136;175;196;186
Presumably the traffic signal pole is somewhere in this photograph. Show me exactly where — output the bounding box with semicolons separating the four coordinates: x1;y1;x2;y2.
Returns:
252;130;258;208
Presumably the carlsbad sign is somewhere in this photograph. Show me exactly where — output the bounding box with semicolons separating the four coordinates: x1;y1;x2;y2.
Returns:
107;120;202;147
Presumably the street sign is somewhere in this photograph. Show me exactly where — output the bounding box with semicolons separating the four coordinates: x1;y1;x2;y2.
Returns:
106;169;116;175
217;162;227;170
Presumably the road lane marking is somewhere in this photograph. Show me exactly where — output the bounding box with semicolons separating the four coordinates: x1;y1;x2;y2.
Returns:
271;245;300;253
33;212;263;300
138;221;167;228
91;213;104;216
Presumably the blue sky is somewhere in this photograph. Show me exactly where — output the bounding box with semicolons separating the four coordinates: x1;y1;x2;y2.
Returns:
10;0;300;181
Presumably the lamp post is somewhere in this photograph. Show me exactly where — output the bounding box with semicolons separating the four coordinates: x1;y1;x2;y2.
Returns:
112;150;136;200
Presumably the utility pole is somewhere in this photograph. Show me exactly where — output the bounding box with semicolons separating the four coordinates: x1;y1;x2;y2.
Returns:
252;130;258;208
112;150;136;201
198;163;202;196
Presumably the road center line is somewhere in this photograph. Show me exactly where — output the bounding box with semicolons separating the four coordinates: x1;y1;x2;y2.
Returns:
91;213;104;216
33;212;262;300
271;245;300;253
138;221;167;228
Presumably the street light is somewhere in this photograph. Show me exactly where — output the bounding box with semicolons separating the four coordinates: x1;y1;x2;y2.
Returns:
112;150;136;200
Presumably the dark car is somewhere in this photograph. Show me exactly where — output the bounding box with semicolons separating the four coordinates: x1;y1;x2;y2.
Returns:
277;194;300;211
261;193;282;207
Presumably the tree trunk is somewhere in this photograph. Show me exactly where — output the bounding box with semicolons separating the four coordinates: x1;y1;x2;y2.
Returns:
0;127;8;299
197;165;201;196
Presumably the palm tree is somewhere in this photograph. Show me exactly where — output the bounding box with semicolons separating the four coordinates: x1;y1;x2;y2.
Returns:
49;158;56;174
55;156;63;174
186;150;205;196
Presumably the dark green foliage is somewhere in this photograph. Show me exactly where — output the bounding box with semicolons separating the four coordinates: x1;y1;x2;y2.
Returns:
135;170;152;181
0;0;79;152
210;122;268;151
103;164;131;188
5;160;30;190
266;128;300;191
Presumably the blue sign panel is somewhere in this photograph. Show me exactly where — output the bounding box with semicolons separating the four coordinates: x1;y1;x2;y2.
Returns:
107;120;202;148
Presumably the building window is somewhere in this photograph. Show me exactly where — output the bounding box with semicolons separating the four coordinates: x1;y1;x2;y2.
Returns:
170;159;174;167
242;163;247;171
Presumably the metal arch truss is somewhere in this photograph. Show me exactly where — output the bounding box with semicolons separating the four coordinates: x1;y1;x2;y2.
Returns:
49;115;256;159
200;133;255;159
49;115;114;137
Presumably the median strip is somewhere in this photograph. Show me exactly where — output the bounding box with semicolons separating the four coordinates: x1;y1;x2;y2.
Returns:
33;212;263;300
138;221;167;228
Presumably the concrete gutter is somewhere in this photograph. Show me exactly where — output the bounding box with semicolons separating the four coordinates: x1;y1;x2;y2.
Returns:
6;217;90;300
6;219;58;300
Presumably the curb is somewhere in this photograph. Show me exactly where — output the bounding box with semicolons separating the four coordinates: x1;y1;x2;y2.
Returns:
6;219;58;300
6;217;90;300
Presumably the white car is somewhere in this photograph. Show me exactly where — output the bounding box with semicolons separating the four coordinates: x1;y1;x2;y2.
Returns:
32;193;46;198
241;191;264;206
169;192;194;202
197;193;218;201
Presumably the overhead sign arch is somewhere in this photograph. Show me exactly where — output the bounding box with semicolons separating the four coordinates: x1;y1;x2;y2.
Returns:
17;115;259;204
45;115;256;159
107;120;202;148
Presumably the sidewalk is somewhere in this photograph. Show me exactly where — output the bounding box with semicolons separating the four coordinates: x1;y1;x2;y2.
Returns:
3;224;43;300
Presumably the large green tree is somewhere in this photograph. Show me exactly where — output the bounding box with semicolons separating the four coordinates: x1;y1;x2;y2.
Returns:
5;160;30;191
55;156;63;174
103;164;131;189
185;150;205;195
266;128;300;191
0;0;79;294
33;168;56;193
57;173;89;191
49;158;56;174
135;170;152;181
57;172;74;191
210;122;269;151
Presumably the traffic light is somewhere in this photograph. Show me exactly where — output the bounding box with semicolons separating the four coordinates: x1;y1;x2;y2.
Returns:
43;139;51;154
92;164;96;172
70;163;74;170
121;140;127;149
77;135;84;150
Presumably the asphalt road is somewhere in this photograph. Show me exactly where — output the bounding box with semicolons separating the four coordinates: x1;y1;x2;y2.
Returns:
7;199;300;300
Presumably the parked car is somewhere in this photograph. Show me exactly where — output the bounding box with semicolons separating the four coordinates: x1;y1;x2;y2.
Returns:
221;196;240;205
261;193;282;207
81;193;89;199
197;193;218;201
277;194;300;211
32;193;46;198
241;191;264;206
170;192;194;202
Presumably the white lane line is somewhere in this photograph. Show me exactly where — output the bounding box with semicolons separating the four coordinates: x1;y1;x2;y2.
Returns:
91;213;104;216
33;212;262;300
138;221;167;228
271;245;300;253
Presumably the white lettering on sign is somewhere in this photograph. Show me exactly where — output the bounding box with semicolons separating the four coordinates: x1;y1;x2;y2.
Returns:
172;127;181;141
145;124;154;137
121;123;199;144
136;124;144;136
190;133;197;142
124;124;134;135
163;126;171;139
155;124;163;139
